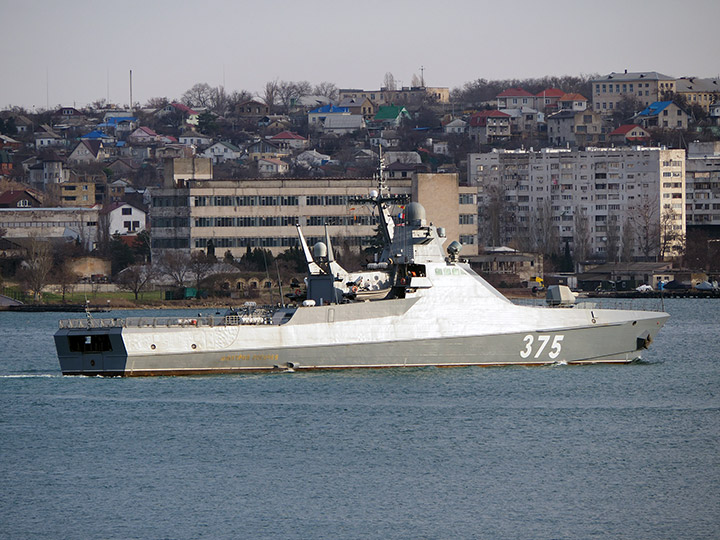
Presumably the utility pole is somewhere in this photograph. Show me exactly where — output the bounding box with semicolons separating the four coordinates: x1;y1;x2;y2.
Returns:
129;69;133;114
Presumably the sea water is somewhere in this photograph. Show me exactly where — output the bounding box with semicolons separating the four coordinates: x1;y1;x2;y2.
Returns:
1;299;718;539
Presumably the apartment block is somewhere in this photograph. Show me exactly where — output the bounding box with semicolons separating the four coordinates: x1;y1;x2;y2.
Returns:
685;142;720;226
150;174;478;260
592;71;676;113
467;147;686;261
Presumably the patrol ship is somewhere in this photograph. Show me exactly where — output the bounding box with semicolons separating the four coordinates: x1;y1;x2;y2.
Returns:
55;181;668;376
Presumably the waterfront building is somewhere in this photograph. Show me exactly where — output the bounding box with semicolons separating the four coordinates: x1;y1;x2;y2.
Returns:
467;147;686;261
0;207;99;250
150;173;478;260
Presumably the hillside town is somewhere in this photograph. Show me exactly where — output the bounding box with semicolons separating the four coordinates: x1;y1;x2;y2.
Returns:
1;70;720;304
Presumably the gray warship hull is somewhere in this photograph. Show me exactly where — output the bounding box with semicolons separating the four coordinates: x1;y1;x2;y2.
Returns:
55;285;667;376
55;189;668;376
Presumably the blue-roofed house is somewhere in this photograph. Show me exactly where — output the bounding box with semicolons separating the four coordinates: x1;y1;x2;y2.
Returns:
81;129;115;142
98;116;138;137
308;105;350;129
633;101;688;129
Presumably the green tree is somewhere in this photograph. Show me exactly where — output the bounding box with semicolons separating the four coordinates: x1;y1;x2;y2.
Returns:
276;246;305;274
240;247;274;272
110;235;135;275
197;111;218;135
0;116;18;135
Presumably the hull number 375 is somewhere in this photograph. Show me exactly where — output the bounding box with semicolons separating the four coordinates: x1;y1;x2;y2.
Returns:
520;334;564;359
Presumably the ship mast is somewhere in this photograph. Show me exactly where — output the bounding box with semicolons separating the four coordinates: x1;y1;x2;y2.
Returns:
374;145;396;247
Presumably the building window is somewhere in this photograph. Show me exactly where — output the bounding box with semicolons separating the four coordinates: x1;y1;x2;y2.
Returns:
122;207;132;215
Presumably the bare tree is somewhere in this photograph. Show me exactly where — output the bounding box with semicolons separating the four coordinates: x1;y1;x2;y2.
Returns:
295;81;312;96
479;184;508;247
383;72;396;91
146;96;170;109
605;210;620;263
208;86;229;115
55;262;79;302
189;251;215;291
116;264;157;300
17;236;54;301
262;79;279;112
536;198;559;256
277;81;312;112
411;73;422;87
635;194;660;260
227;90;254;111
620;217;635;262
89;98;107;111
313;82;338;100
659;207;683;260
182;83;214;108
159;251;191;287
573;208;590;261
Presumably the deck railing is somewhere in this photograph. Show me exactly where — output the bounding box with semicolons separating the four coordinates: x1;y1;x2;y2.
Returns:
58;311;277;329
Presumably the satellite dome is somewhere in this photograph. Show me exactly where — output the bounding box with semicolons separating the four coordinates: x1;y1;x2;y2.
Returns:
313;242;328;259
405;202;426;225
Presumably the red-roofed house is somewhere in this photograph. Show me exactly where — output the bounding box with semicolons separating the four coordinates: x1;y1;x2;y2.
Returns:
609;124;651;144
469;110;511;143
128;126;159;143
0;189;42;208
269;131;309;150
558;93;589;111
496;88;536;109
156;103;199;126
535;88;565;112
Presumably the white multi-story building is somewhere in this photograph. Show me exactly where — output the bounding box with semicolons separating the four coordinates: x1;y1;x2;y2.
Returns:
685;142;720;227
467;147;686;261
